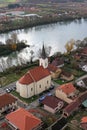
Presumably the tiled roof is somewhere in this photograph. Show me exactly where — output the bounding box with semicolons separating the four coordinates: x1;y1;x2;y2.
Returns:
0;94;17;109
42;96;64;109
64;91;87;116
61;70;72;77
81;117;87;123
19;66;50;84
78;91;87;103
58;83;76;95
82;47;87;54
29;66;50;82
63;99;79;116
48;64;58;72
52;58;64;66
19;73;33;85
6;108;42;130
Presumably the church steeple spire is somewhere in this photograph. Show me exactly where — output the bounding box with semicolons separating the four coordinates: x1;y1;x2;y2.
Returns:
39;44;48;68
41;44;47;59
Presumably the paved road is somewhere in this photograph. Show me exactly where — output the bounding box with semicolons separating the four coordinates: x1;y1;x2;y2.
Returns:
3;81;16;91
75;74;87;82
0;80;60;109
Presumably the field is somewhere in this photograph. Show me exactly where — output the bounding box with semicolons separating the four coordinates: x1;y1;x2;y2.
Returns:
0;0;17;7
0;0;16;2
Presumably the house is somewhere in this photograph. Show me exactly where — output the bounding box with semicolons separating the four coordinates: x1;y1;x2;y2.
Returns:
55;83;78;104
80;117;87;130
81;47;87;56
42;96;64;114
47;64;61;79
63;91;87;117
52;57;64;68
76;77;87;88
16;45;51;98
63;99;79;117
79;62;87;69
60;70;74;81
6;108;42;130
0;93;17;116
82;65;87;72
16;66;51;98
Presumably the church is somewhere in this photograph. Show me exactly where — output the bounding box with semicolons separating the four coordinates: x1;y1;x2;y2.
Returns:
16;45;51;98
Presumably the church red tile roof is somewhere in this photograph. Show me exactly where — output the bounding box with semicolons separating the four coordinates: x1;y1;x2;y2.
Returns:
29;66;50;82
19;66;51;85
0;94;17;109
57;83;76;95
19;73;33;85
6;108;42;130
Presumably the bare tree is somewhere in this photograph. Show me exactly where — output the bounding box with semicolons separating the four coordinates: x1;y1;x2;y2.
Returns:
37;45;51;58
11;33;19;44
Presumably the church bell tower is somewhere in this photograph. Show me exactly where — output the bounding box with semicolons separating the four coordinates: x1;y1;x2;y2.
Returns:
39;44;48;68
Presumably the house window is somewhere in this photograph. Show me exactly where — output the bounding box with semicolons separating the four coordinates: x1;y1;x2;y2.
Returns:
47;80;49;84
39;85;41;88
31;88;33;91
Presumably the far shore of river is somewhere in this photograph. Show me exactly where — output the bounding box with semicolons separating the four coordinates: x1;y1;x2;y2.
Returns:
0;15;85;34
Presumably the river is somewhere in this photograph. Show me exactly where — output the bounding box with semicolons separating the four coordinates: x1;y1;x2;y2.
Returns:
0;18;87;71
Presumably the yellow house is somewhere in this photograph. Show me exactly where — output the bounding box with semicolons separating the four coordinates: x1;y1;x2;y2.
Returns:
48;64;61;79
55;83;78;104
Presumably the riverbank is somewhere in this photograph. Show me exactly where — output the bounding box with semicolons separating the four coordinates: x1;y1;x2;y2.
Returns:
0;15;84;34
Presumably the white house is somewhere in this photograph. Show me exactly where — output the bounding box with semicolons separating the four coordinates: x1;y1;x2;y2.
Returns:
16;45;51;98
76;77;87;88
82;65;87;72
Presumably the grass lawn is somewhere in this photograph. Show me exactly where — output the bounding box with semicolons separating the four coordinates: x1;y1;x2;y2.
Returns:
69;108;87;122
0;68;29;87
54;79;70;85
11;91;38;104
0;64;37;87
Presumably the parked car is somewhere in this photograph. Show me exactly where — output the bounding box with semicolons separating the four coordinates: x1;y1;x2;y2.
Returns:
49;85;55;90
6;88;10;93
39;93;52;103
39;95;46;103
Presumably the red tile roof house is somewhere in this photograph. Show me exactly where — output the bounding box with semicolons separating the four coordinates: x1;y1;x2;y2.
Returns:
80;117;87;130
5;108;42;130
63;91;87;117
55;83;78;104
60;70;74;81
81;47;87;56
16;66;51;98
47;64;62;79
52;58;64;68
42;96;64;114
0;94;17;116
